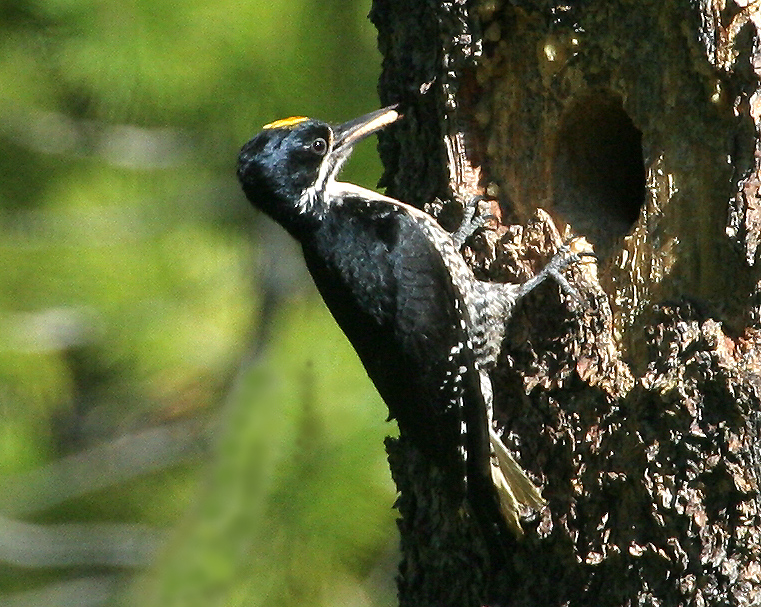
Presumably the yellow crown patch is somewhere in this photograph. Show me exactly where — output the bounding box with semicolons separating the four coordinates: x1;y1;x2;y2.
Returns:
262;116;309;130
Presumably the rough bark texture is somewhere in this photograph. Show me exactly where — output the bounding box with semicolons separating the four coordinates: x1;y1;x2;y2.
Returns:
370;1;761;606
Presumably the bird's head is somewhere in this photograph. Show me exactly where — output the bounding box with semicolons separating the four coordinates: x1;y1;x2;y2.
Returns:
237;106;400;238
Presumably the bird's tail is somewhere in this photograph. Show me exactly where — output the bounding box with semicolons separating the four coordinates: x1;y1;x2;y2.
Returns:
488;427;545;535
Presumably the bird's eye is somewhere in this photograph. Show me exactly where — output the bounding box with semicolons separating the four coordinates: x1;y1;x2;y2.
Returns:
310;138;327;155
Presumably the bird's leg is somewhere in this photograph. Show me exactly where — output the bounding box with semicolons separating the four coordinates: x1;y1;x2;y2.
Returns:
451;195;495;248
515;242;595;305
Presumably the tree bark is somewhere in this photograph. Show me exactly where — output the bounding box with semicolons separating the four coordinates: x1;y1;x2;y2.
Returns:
370;1;761;605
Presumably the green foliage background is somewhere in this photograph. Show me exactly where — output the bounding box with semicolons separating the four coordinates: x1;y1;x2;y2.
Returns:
0;0;397;605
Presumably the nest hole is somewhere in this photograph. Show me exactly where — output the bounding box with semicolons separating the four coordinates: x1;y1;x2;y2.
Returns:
553;92;645;257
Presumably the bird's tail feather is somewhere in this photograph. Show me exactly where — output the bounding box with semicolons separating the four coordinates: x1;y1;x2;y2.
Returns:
488;427;545;534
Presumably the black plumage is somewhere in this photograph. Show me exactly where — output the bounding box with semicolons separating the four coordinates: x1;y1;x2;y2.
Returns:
305;199;472;468
237;107;581;549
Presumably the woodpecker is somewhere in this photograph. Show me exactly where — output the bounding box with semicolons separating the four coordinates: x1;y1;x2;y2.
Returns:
237;106;583;547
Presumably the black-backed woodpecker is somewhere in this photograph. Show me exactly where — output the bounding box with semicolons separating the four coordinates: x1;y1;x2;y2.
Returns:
237;106;584;549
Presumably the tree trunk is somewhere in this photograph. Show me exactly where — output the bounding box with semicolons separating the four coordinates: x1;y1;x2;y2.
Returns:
370;1;761;605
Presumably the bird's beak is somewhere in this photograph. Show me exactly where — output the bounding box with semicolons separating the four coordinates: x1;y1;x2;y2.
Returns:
332;105;401;151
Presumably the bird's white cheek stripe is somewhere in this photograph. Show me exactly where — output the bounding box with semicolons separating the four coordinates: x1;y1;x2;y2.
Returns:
297;187;318;215
302;146;354;217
